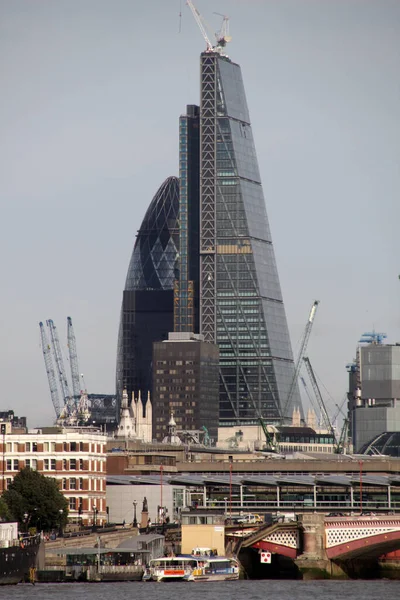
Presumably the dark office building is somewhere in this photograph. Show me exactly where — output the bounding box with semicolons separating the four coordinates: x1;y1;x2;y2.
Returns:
152;332;219;441
116;177;179;413
197;50;302;426
174;105;200;334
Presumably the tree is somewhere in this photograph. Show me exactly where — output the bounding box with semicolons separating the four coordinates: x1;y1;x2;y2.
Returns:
2;467;68;531
0;496;11;521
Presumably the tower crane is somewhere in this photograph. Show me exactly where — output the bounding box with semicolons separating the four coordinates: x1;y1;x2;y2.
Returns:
39;322;62;418
186;0;231;54
280;300;319;425
67;316;81;406
46;319;72;409
302;357;335;437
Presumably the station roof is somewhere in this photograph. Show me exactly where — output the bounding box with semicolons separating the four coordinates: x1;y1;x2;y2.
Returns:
107;473;400;489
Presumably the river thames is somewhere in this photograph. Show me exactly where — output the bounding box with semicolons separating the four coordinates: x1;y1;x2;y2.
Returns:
1;580;400;599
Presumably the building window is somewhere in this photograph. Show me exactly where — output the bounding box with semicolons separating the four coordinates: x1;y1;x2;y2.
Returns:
51;459;56;470
63;443;68;452
25;459;31;468
63;459;67;470
79;459;84;470
44;442;49;452
70;442;77;452
80;442;84;452
70;459;76;470
32;442;38;452
13;459;18;471
44;459;49;470
32;459;37;470
62;478;67;490
79;478;84;490
6;478;11;489
70;478;76;490
6;459;11;471
6;442;12;452
25;442;31;452
69;497;77;510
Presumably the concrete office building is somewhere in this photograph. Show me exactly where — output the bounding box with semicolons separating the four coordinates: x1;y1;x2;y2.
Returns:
349;342;400;452
152;332;219;441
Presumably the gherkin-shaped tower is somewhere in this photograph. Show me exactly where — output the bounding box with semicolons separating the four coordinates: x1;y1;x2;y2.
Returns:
116;177;179;411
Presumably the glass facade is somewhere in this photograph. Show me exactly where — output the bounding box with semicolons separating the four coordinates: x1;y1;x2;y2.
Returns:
199;52;302;426
175;105;200;334
116;177;179;412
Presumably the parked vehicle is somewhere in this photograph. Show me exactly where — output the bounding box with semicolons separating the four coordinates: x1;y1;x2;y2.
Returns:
235;513;263;524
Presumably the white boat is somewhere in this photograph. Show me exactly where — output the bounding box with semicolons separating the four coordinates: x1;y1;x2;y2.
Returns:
142;554;239;582
142;556;197;582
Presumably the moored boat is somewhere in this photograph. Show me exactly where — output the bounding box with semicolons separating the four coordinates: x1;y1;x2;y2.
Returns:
0;523;41;586
142;554;239;582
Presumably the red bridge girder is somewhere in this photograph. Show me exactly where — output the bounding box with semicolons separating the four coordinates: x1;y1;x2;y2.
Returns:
326;530;400;560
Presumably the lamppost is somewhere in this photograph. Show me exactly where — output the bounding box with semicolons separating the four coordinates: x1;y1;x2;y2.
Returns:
224;497;228;522
1;423;6;495
23;512;28;534
58;509;63;538
133;500;137;528
359;460;364;514
92;503;98;529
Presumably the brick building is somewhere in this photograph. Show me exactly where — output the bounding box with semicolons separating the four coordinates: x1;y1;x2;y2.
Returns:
0;424;107;526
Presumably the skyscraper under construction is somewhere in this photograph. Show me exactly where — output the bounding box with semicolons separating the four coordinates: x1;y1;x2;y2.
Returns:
117;17;302;428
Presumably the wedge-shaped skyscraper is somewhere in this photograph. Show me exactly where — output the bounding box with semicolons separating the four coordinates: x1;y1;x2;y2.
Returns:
196;51;302;425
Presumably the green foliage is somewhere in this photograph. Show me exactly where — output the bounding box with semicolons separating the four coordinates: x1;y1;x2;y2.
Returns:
0;496;11;521
2;467;68;531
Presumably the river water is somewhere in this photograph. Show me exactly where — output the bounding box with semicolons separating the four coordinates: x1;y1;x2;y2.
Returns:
1;580;399;600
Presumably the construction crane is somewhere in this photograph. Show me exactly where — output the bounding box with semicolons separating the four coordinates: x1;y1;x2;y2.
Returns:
46;319;72;409
302;357;335;437
39;322;63;418
333;400;350;454
280;300;319;425
67;316;81;406
258;417;279;452
186;0;231;54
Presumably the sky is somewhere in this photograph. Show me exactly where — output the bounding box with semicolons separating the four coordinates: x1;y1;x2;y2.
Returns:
1;0;399;429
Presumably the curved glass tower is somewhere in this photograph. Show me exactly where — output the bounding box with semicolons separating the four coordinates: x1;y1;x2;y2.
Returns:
116;176;179;410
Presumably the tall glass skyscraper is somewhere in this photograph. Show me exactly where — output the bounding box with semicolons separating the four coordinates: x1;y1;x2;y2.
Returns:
197;51;302;426
117;46;302;428
116;176;179;412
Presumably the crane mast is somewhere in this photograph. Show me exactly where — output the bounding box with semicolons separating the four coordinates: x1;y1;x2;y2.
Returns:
67;316;81;405
303;356;334;437
186;0;231;54
46;319;72;407
281;300;319;424
39;322;62;418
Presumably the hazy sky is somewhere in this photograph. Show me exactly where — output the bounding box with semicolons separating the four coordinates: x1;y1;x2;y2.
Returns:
1;0;399;428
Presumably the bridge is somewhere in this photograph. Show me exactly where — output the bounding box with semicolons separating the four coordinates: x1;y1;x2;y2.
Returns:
227;514;400;577
325;515;400;559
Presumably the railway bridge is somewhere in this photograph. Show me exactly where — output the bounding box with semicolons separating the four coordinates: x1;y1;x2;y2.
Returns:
228;514;400;578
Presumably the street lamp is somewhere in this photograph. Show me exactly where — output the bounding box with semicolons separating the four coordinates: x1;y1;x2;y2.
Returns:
133;500;137;528
92;503;98;530
23;512;28;533
58;509;64;538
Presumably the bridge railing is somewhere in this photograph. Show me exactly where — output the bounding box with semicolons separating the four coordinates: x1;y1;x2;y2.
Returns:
202;499;400;514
